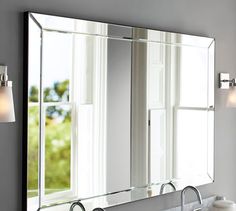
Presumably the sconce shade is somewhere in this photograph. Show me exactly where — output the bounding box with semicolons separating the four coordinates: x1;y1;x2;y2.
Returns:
0;86;15;122
0;65;15;122
226;86;236;107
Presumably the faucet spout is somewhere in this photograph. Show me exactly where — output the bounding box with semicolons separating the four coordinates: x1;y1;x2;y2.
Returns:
69;201;86;211
160;181;176;194
181;186;202;211
93;208;105;211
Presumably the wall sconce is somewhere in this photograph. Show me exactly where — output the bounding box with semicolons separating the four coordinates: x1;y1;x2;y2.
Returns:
219;73;236;107
0;65;15;122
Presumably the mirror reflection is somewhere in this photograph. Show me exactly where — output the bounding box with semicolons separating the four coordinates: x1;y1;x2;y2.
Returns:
26;12;214;211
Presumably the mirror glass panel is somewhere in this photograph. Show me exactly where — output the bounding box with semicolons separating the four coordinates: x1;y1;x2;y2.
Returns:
26;12;215;211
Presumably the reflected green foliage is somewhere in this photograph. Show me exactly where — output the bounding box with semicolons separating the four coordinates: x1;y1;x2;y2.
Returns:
27;106;39;197
44;80;69;102
45;105;71;192
29;86;39;102
46;105;71;124
28;80;71;198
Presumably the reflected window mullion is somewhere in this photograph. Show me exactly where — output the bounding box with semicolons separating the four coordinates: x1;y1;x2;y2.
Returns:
40;105;46;200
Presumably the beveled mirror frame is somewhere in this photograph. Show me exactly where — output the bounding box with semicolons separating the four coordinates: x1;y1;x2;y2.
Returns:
23;11;215;211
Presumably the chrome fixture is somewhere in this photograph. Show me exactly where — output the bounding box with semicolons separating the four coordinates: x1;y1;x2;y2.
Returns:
160;181;176;194
219;73;236;107
219;73;236;89
69;201;86;211
0;65;15;122
181;186;203;211
93;208;105;211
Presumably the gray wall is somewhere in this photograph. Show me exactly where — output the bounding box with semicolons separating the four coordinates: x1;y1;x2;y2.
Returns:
1;0;236;210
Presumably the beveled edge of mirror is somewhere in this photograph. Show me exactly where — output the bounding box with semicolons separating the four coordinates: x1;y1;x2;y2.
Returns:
28;12;214;48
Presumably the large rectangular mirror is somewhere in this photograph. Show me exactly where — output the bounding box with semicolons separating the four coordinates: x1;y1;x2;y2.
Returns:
24;12;215;211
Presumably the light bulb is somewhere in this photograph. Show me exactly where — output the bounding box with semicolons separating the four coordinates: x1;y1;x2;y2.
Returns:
226;86;236;107
0;91;11;115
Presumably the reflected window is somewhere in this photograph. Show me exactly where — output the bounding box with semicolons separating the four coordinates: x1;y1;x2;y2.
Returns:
27;16;108;208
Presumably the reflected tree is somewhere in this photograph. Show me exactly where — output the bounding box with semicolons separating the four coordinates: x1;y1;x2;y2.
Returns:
28;79;71;197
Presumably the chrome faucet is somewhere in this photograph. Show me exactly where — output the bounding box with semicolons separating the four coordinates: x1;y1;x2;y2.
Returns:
69;201;86;211
181;186;203;211
160;181;176;194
